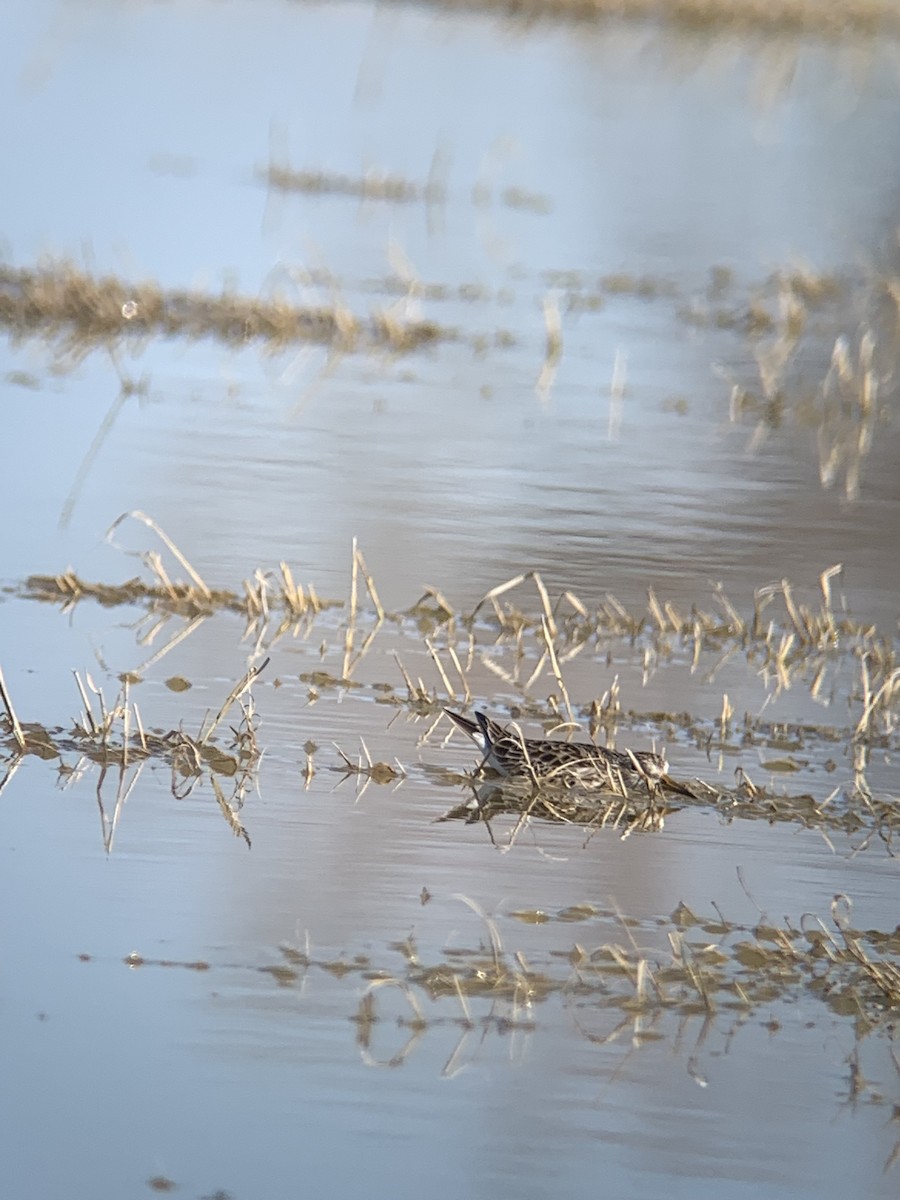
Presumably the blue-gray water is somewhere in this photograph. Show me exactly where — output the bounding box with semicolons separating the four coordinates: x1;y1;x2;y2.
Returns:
1;3;898;1198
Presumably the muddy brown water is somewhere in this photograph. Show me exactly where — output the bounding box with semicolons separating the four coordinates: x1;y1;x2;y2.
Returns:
2;3;899;1199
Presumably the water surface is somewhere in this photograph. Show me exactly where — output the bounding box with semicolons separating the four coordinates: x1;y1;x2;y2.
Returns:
1;3;899;1198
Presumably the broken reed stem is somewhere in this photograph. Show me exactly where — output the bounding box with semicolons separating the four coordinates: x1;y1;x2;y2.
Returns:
209;773;252;849
714;583;746;637
345;537;360;669
200;657;269;745
425;639;456;700
352;541;385;622
333;741;360;772
393;652;424;702
562;589;588;618
133;701;148;752
278;561;307;615
445;643;471;702
122;677;130;768
107;510;211;600
471;572;528;619
647;587;668;632
541;615;574;724
146;550;178;601
73;669;97;734
781;579;808;641
0;666;26;752
451;973;474;1026
819;563;841;633
532;572;558;641
524;650;549;693
349;536;359;628
92;675;110;740
855;665;900;741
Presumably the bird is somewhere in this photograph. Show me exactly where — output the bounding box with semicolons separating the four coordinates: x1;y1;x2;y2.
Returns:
444;709;695;797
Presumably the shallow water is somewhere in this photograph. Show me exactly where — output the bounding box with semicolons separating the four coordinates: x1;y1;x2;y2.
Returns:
2;3;899;1198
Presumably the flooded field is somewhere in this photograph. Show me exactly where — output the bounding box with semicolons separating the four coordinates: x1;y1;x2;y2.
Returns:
1;2;899;1198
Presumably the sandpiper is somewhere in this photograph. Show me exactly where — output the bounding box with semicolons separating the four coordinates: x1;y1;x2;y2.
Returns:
444;709;694;796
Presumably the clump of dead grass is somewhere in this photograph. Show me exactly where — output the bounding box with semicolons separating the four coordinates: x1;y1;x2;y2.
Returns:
20;521;899;741
0;656;267;850
431;0;900;39
262;163;445;204
10;517;899;845
0;260;446;357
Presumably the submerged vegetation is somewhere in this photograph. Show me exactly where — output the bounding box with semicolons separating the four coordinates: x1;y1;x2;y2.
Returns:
0;260;446;355
421;0;900;39
2;514;897;854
